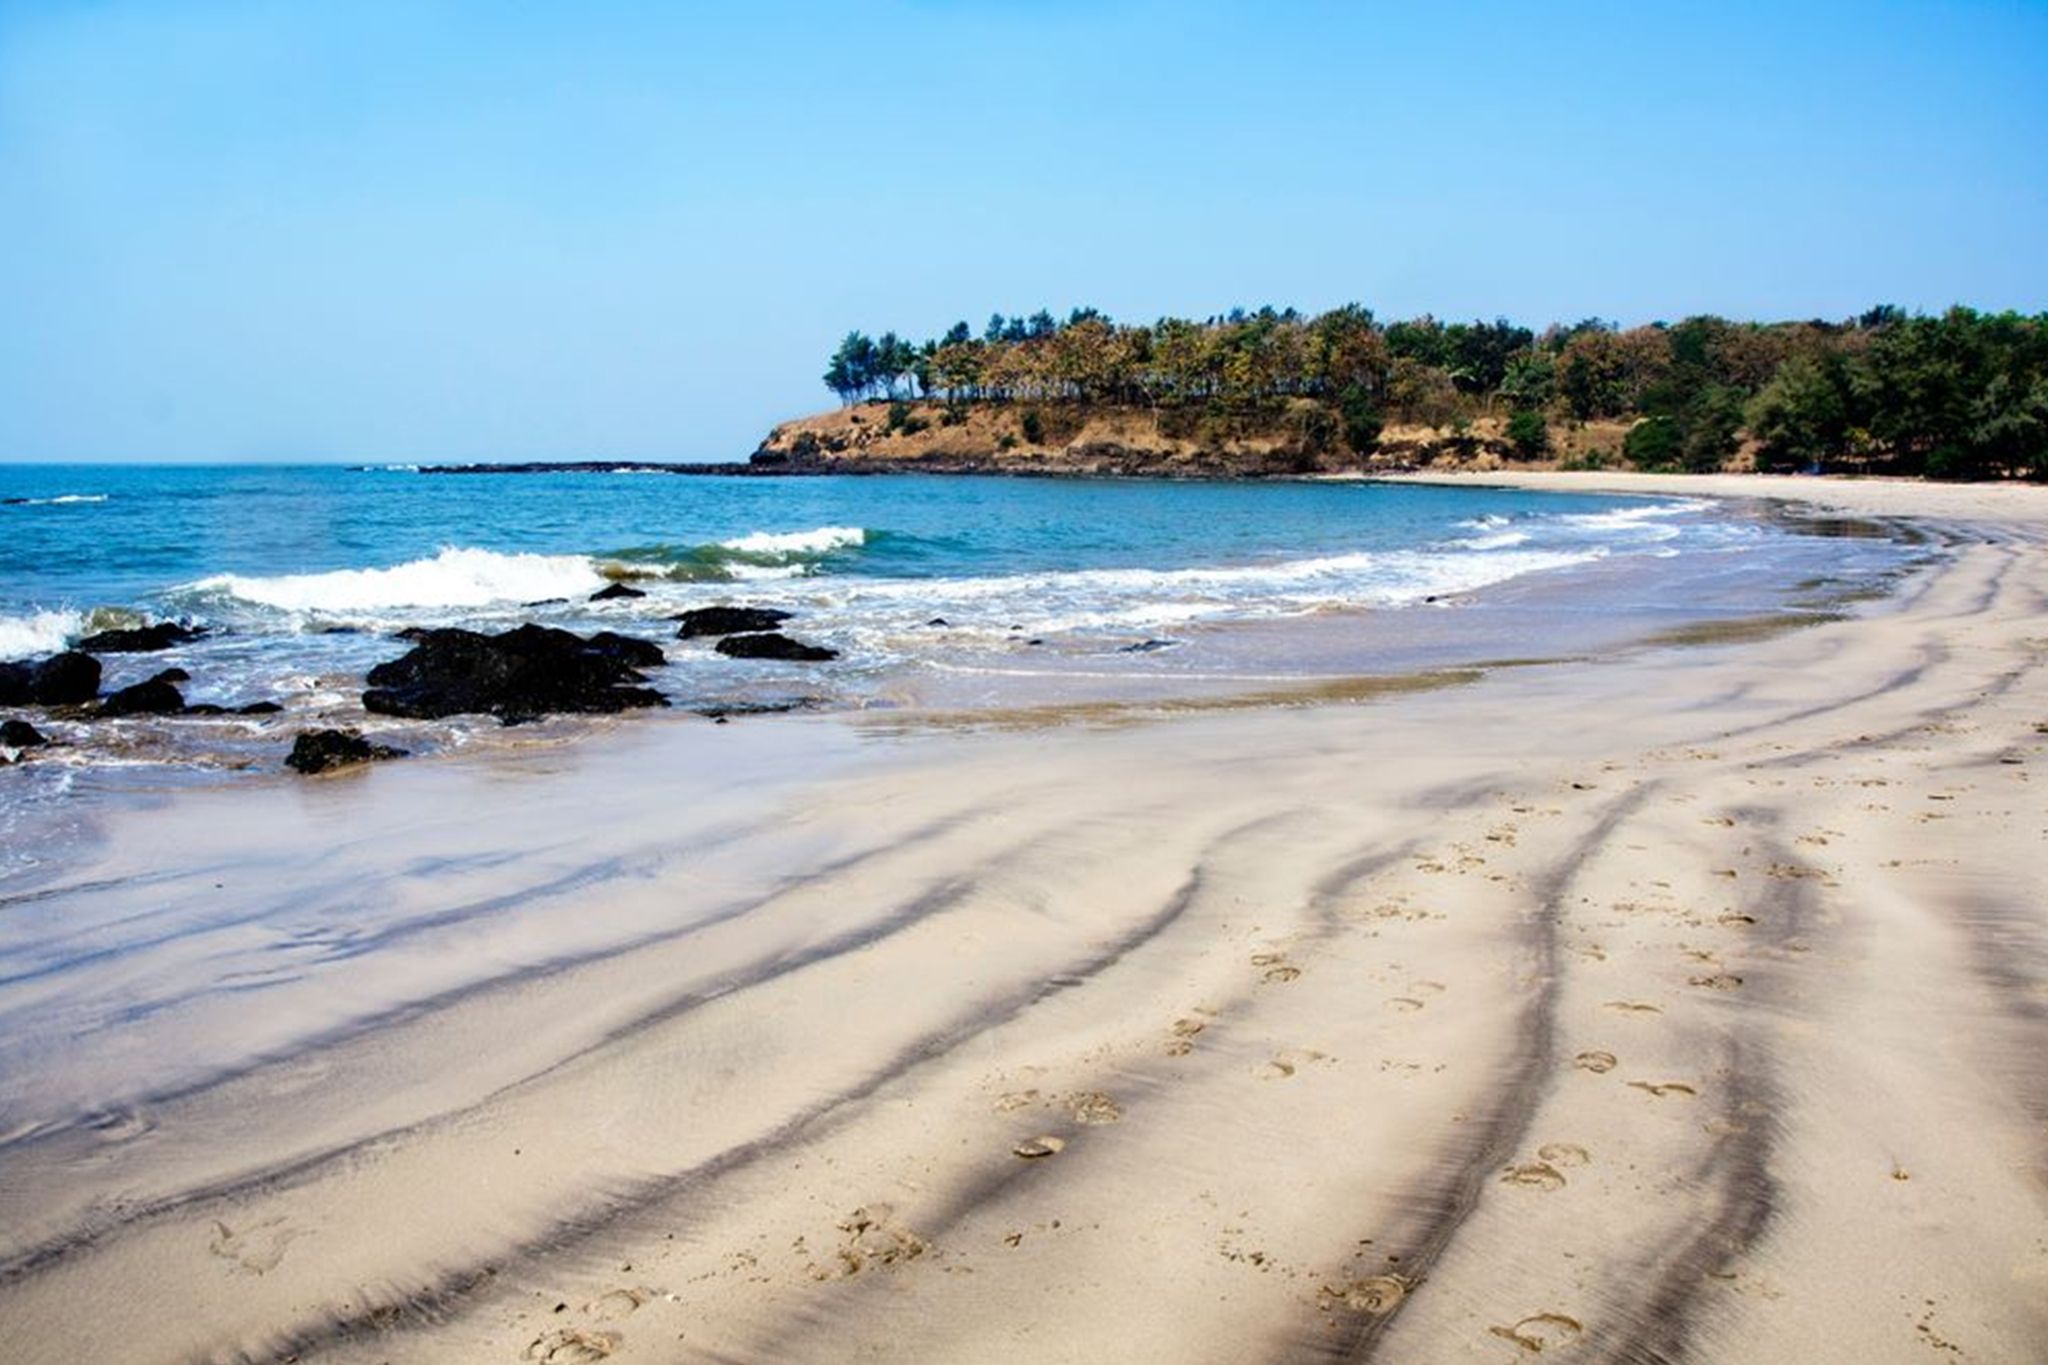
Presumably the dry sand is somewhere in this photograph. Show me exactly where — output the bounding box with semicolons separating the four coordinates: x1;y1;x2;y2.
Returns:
2;473;2046;1363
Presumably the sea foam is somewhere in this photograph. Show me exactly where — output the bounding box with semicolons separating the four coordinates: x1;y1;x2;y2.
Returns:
0;609;83;660
190;547;605;613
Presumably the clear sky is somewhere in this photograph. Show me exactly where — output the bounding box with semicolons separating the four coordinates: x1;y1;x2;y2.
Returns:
3;1;2045;464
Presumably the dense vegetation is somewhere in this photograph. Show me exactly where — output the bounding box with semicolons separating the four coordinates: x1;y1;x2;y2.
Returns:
823;305;2048;478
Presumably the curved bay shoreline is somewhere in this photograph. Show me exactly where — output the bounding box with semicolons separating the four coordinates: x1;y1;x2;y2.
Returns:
0;474;2045;1362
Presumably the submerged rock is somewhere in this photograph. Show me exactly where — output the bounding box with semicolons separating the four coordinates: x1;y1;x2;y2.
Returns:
99;673;186;717
76;622;206;653
672;606;792;639
0;653;102;707
589;582;646;601
362;623;669;723
1117;638;1179;653
238;700;284;715
285;729;408;775
1;719;48;749
713;632;838;662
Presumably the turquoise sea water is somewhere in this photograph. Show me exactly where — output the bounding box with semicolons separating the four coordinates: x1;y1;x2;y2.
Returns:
0;464;1913;800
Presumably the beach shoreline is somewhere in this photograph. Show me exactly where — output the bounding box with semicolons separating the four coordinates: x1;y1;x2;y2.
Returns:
1;474;2045;1362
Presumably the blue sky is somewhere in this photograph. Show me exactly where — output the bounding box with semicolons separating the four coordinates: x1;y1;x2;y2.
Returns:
2;1;2045;463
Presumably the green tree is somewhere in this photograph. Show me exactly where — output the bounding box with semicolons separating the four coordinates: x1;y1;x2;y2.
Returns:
1505;408;1550;459
1746;355;1848;472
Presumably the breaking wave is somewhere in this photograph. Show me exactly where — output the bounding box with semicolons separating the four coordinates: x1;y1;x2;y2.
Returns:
0;610;84;660
187;547;606;613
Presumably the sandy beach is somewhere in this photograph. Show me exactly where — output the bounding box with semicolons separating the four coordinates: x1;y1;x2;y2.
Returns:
2;472;2046;1364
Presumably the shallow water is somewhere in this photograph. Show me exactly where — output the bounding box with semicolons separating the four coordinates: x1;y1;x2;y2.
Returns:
1;466;1915;856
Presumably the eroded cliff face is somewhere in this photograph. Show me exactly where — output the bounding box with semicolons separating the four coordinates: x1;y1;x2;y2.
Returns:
751;401;1624;477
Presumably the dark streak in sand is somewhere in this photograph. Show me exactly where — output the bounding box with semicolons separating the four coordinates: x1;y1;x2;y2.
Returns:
1311;784;1656;1363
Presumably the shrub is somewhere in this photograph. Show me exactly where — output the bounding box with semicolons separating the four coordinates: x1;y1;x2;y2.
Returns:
1020;410;1045;444
1624;416;1682;469
1506;409;1551;459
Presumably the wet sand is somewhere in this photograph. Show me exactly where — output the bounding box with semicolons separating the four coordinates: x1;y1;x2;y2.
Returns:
2;474;2046;1363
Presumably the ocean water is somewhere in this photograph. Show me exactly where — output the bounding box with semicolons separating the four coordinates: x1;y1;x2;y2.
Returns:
1;464;1914;815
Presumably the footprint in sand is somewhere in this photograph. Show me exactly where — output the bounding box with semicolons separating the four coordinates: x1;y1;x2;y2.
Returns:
1067;1092;1122;1125
1388;997;1426;1012
83;1108;154;1145
1626;1081;1698;1099
1688;973;1743;991
525;1328;621;1363
1319;1275;1408;1315
1537;1143;1591;1168
1262;964;1302;984
1488;1312;1583;1352
834;1204;931;1275
1013;1136;1067;1159
1500;1161;1567;1192
1572;1051;1618;1074
208;1218;302;1275
1602;1000;1663;1016
993;1089;1042;1113
584;1288;651;1321
1258;1047;1332;1080
1167;1017;1206;1056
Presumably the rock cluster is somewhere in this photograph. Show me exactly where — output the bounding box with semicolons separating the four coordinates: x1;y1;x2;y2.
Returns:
363;624;669;723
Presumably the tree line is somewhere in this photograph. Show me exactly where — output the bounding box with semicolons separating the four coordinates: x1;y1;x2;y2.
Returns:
823;304;2048;478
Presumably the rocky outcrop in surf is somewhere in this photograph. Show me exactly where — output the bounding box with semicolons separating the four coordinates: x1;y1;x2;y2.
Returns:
0;652;101;707
712;632;839;662
285;729;409;775
98;671;188;717
363;624;670;723
76;622;207;653
672;607;794;639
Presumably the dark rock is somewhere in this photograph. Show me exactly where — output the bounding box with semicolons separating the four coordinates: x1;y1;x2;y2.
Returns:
713;632;838;662
0;652;102;707
238;701;284;715
673;606;794;639
586;632;667;669
76;622;206;653
925;617;949;627
589;582;647;601
1117;639;1179;653
693;699;816;720
362;623;669;723
1;720;48;749
285;729;408;775
181;703;228;716
99;677;185;717
521;598;569;608
151;667;191;684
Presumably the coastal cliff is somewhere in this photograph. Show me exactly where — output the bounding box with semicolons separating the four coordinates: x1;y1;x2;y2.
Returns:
753;401;1632;477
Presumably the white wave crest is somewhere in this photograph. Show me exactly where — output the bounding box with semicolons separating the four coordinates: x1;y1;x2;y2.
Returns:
8;494;108;506
1454;530;1532;550
1560;500;1704;530
718;526;866;556
189;547;605;613
0;609;83;660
